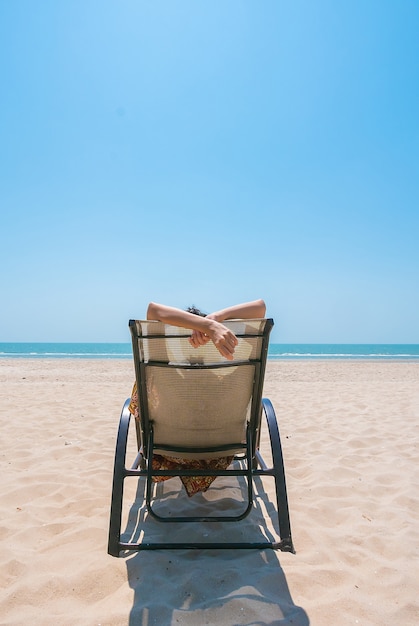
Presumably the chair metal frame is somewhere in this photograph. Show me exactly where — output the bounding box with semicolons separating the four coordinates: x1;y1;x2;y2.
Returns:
108;318;295;556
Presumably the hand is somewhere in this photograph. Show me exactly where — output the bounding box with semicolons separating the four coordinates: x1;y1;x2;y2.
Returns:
207;320;238;360
188;320;238;359
188;329;211;348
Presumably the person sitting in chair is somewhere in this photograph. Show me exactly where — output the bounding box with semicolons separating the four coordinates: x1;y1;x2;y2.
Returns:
129;298;266;496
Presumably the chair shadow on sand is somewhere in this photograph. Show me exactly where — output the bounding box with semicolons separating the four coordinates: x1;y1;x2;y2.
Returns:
123;472;309;625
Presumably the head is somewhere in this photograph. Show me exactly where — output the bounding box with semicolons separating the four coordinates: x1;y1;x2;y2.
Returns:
186;305;206;317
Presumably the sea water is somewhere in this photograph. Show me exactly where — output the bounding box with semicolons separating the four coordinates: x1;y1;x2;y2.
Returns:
0;343;132;359
1;343;419;360
267;344;419;360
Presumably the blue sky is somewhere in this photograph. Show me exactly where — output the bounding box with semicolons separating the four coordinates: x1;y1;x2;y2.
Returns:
1;0;418;343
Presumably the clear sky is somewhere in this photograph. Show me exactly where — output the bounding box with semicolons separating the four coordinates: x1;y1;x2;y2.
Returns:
1;1;418;343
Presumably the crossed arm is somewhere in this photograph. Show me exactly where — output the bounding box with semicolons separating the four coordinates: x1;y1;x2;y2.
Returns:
146;299;266;360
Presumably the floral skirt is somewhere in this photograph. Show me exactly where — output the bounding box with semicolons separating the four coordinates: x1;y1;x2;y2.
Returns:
129;383;233;497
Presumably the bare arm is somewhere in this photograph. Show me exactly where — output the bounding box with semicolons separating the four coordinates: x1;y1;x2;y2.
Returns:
147;302;206;327
146;302;238;360
206;299;266;322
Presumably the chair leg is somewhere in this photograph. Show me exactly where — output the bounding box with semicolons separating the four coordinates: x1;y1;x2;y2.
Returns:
108;399;132;557
262;398;295;553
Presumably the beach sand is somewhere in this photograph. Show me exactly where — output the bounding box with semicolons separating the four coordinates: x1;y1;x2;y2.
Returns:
1;359;418;626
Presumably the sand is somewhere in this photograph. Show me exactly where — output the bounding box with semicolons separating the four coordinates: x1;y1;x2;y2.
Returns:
1;359;418;626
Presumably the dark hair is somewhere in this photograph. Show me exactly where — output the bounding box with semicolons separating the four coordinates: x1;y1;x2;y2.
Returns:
186;305;206;317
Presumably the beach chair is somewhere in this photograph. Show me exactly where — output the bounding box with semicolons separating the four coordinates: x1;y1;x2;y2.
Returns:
108;318;294;555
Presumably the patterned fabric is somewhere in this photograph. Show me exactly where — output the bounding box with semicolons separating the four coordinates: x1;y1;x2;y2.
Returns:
128;381;139;417
129;382;233;497
151;453;233;497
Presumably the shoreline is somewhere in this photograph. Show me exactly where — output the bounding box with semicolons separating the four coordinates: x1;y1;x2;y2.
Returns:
0;355;419;364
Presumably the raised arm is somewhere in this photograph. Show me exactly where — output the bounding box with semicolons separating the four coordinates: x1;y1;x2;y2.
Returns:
147;302;204;326
206;298;266;322
146;302;238;360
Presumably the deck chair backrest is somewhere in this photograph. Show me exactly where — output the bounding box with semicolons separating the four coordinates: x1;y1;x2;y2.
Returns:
129;319;273;459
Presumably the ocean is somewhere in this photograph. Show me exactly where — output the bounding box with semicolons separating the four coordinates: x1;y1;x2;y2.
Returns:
1;343;419;360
